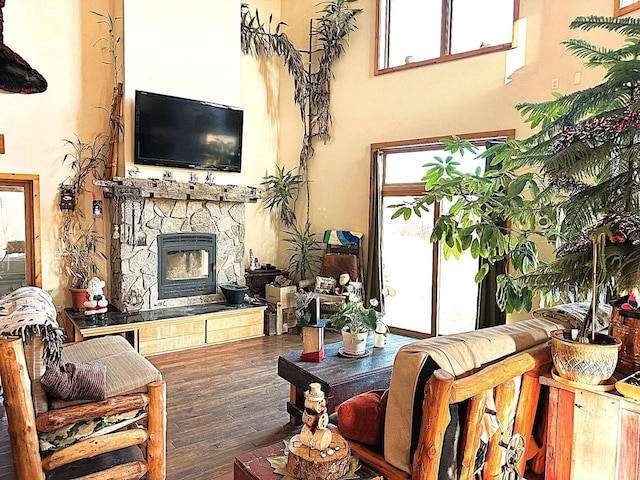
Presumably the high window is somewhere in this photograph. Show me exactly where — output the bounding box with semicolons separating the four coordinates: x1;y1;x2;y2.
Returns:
377;0;519;73
373;131;513;336
616;0;640;16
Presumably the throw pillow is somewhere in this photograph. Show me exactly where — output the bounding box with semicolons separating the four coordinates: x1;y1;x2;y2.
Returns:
337;389;388;447
41;362;107;401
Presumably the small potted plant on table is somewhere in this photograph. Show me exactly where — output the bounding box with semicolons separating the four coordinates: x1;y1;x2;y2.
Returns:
330;299;382;357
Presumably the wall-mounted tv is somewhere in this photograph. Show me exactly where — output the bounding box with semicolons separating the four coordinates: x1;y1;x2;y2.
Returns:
134;90;243;172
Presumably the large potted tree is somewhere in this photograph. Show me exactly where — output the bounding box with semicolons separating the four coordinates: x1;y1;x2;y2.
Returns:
393;15;640;382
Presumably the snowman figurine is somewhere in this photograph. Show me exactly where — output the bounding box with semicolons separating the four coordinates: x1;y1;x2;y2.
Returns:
299;383;332;452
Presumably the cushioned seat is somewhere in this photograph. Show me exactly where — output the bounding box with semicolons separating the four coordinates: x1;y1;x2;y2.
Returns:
50;335;163;410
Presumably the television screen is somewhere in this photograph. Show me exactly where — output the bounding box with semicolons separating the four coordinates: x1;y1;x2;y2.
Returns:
134;90;243;172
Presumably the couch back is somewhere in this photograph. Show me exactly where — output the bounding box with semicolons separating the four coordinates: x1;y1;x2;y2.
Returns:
384;317;565;474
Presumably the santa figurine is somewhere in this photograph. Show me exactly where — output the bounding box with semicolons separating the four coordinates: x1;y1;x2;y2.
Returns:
84;277;108;317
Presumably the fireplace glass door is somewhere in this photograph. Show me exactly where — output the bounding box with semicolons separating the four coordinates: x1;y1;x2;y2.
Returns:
158;233;216;299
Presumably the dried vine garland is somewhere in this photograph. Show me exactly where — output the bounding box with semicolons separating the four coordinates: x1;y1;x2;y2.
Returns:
240;1;362;169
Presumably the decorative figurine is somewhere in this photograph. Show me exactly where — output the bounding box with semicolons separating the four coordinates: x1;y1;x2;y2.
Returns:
300;383;332;451
189;172;199;184
205;172;215;185
128;166;140;178
162;170;174;182
84;277;108;317
287;382;351;479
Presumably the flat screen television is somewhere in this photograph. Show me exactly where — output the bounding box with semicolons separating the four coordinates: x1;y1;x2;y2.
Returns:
134;90;243;172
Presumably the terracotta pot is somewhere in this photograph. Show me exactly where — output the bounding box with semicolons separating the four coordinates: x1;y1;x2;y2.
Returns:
69;288;87;311
551;329;621;385
341;329;368;355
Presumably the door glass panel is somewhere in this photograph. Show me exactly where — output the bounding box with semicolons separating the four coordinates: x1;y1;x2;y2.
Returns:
0;186;27;295
382;196;434;334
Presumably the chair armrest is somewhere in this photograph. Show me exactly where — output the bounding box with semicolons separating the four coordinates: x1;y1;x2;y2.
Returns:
36;393;150;433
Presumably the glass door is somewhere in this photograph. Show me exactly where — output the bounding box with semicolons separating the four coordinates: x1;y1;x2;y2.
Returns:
0;175;40;294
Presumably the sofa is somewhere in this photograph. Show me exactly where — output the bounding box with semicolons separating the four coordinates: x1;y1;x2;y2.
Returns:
0;287;166;480
335;317;568;480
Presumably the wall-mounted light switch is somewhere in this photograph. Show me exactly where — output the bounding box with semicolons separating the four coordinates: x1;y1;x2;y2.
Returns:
0;134;4;154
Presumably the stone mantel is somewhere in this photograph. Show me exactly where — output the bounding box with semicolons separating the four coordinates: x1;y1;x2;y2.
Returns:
95;177;261;203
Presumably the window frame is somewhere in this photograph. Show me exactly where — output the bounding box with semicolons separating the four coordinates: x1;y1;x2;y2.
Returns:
375;0;520;75
615;0;640;16
371;129;515;336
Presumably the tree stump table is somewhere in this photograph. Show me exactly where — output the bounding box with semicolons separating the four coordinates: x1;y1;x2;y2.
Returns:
286;433;350;480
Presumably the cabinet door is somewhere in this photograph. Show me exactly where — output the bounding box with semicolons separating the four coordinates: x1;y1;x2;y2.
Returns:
618;408;640;480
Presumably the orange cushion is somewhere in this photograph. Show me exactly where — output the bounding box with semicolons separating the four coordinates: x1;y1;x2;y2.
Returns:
337;389;388;446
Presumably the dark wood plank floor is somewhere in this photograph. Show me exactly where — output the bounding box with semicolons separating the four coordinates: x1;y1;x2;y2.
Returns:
0;330;342;480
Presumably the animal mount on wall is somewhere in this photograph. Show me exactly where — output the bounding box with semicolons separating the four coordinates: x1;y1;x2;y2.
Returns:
0;0;47;94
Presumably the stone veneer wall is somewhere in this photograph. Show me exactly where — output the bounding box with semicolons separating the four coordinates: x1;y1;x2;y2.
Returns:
99;178;259;312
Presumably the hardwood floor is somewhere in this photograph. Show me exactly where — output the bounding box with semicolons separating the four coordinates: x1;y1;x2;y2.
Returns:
0;330;342;480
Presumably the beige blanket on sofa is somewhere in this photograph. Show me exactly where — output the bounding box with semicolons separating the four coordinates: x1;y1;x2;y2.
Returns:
384;317;565;474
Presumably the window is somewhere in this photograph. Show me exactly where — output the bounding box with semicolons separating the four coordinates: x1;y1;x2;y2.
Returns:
377;0;519;73
615;0;640;16
373;131;513;336
0;175;41;295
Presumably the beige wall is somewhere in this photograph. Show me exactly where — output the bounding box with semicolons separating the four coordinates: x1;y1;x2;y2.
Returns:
1;0;279;309
1;0;115;309
0;0;632;311
268;0;621;307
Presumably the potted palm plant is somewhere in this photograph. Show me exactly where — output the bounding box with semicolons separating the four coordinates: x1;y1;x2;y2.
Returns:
330;299;382;356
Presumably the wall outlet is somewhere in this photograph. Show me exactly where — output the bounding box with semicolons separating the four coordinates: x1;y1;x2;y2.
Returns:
551;78;559;89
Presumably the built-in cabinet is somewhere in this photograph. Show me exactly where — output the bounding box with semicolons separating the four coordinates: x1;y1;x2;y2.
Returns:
138;308;265;355
542;375;640;480
64;305;266;356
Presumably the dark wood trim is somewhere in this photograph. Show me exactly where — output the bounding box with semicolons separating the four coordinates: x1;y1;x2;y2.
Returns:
0;174;42;288
372;129;516;153
374;0;520;75
615;0;640;16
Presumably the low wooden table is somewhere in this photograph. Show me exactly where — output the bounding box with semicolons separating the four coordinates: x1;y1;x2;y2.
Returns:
278;333;417;424
233;441;382;480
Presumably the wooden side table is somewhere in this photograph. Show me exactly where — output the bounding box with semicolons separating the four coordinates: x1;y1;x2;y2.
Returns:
541;374;640;479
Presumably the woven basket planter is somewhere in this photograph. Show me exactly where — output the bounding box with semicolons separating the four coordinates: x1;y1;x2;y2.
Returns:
551;329;621;385
609;305;640;374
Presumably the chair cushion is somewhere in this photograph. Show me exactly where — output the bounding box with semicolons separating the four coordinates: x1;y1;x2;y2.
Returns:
337;389;388;448
49;336;162;410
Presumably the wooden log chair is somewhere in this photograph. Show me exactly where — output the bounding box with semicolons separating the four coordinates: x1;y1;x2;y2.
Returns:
0;288;166;480
341;342;552;480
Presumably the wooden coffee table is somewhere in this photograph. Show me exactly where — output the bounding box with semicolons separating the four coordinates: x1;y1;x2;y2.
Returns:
277;333;416;424
233;441;382;480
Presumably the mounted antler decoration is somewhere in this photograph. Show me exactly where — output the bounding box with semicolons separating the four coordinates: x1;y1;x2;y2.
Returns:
0;0;47;93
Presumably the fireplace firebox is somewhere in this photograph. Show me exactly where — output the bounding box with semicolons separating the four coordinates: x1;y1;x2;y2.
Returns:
157;233;216;299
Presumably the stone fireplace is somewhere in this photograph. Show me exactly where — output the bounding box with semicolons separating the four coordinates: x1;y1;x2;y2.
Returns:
98;177;259;312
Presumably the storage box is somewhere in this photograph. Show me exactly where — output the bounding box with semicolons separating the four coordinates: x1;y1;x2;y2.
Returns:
265;284;297;308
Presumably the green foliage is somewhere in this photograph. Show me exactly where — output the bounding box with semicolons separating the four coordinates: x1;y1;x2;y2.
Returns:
260;165;304;228
283;221;322;282
391;16;640;319
329;300;382;333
